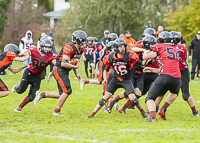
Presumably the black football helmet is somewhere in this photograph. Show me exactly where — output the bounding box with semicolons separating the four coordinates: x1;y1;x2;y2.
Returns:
108;33;118;42
157;31;173;44
72;30;87;46
40;39;53;55
170;31;181;45
4;44;20;55
86;37;93;45
143;35;157;49
113;38;127;54
142;28;157;37
106;41;114;53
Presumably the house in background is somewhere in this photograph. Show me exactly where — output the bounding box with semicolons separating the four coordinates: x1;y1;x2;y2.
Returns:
43;0;70;29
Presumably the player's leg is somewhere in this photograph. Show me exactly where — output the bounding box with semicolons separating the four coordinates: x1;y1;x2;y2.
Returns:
86;78;119;118
181;68;199;116
158;75;181;120
52;66;72;116
90;61;95;78
84;59;89;78
145;75;168;122
0;79;9;97
34;91;61;106
14;74;41;112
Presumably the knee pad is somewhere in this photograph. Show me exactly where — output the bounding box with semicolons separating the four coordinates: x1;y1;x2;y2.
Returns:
182;93;190;101
99;98;107;106
124;92;128;98
132;98;139;105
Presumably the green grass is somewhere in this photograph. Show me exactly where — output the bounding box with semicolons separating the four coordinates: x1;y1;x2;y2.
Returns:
0;60;200;143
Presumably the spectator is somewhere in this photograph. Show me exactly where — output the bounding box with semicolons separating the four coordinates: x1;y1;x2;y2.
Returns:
122;30;136;51
19;30;33;72
100;30;110;47
156;25;164;36
189;31;200;80
177;30;186;47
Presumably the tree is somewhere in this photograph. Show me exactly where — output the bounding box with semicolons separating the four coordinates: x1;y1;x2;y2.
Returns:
164;0;200;47
0;0;11;39
0;0;49;50
38;0;52;12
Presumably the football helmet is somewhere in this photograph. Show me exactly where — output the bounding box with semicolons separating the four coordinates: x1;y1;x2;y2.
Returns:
106;41;114;53
4;44;20;55
113;38;127;54
108;33;118;42
170;31;181;45
157;31;173;44
86;37;93;45
40;39;53;55
143;35;157;49
72;30;87;46
143;28;157;37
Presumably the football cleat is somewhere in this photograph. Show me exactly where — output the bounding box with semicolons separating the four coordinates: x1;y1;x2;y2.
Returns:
145;116;157;122
84;116;92;119
52;111;64;117
118;105;126;114
102;105;108;112
80;79;85;90
34;90;42;106
11;82;20;93
14;106;22;112
142;112;148;118
193;111;199;117
107;98;115;113
158;108;166;120
114;102;119;111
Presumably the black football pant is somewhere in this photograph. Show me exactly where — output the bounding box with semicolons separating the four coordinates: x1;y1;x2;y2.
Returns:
191;57;200;79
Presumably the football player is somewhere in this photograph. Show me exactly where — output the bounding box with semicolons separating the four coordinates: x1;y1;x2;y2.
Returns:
82;37;96;78
143;31;181;122
150;32;199;117
85;38;146;118
0;44;29;98
33;30;87;116
12;39;57;112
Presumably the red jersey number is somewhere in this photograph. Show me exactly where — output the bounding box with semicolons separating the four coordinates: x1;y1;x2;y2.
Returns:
114;65;128;75
32;59;48;69
166;47;179;59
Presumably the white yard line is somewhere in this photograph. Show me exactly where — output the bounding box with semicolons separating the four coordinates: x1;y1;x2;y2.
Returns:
110;128;198;132
1;130;108;143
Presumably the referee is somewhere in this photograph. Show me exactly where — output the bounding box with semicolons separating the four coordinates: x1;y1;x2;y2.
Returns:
189;31;200;80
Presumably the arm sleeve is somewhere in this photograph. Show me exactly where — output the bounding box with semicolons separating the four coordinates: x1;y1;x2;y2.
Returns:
7;51;16;61
129;52;139;63
104;55;112;67
188;40;193;56
63;45;74;58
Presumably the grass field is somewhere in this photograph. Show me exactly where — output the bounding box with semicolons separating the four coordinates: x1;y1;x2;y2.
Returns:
0;60;200;143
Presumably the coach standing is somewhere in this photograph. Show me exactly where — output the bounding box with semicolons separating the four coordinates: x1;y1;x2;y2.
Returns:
189;31;200;80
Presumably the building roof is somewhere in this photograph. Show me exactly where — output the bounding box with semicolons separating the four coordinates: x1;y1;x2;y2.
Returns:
43;9;67;18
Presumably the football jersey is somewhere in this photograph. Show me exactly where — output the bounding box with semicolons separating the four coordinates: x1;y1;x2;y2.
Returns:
152;43;181;78
0;51;16;72
84;44;96;56
28;47;57;75
175;44;188;71
104;51;139;78
55;42;83;71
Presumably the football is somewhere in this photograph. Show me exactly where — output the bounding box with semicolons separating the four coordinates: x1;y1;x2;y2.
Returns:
69;58;78;65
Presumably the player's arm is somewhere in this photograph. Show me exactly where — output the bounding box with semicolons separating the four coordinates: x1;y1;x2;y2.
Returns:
13;51;30;62
61;56;81;69
93;50;96;64
143;50;157;60
73;69;81;81
52;59;56;65
82;53;86;61
8;64;28;74
143;67;159;73
131;47;146;52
